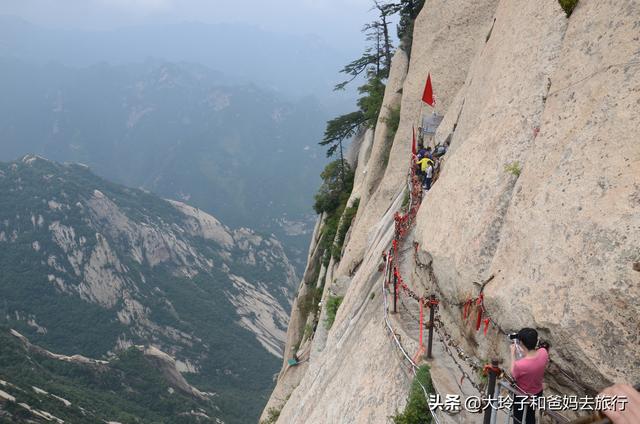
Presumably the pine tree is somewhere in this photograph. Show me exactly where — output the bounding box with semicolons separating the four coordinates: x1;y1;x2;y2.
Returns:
319;0;425;180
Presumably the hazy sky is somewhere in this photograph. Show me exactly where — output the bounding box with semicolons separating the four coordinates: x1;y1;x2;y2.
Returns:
1;0;379;47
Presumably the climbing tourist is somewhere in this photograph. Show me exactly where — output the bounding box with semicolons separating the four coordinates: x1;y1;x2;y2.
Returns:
416;155;434;189
415;148;427;179
434;143;447;157
425;146;434;160
423;161;433;190
417;144;427;159
509;328;549;424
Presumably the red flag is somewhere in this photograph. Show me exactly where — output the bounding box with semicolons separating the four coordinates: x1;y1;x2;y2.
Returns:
422;73;434;106
412;126;417;155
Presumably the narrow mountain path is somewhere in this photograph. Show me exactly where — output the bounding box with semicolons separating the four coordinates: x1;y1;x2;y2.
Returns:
388;224;479;423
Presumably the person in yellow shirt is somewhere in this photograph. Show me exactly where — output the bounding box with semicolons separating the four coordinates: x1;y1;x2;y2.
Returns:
415;156;434;189
416;156;433;171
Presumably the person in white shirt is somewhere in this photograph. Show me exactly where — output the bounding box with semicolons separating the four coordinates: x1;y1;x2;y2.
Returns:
423;163;433;190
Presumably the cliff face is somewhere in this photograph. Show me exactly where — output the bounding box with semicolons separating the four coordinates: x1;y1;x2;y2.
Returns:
264;0;640;422
416;0;640;391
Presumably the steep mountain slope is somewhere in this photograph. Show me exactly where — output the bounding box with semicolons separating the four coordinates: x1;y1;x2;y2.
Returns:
0;58;326;270
264;0;639;422
0;327;217;423
0;155;297;423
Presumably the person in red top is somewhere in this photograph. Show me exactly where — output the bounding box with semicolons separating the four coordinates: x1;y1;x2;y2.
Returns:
509;328;550;424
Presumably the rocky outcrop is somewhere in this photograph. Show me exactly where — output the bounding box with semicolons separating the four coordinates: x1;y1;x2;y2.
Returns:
265;0;639;422
0;329;219;423
10;329;109;366
11;328;209;399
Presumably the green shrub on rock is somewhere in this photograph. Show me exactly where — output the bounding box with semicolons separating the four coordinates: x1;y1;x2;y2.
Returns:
325;296;344;329
392;365;434;424
558;0;579;17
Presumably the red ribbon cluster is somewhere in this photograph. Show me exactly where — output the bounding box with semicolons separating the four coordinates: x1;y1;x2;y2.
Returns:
392;266;421;302
462;293;493;336
426;297;439;307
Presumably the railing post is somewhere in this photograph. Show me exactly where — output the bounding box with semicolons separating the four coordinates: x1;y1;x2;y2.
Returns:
393;272;398;314
483;359;500;424
490;377;500;424
426;294;436;359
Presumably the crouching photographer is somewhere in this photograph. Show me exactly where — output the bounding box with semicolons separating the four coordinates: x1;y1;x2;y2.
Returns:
509;328;550;424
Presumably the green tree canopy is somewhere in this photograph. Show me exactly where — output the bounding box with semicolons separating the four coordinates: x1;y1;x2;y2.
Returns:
320;111;366;158
313;160;354;215
357;75;386;128
394;0;425;51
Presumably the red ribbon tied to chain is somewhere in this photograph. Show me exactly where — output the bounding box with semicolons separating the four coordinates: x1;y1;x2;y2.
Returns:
483;318;490;335
463;299;471;320
476;307;483;331
476;293;484;331
475;294;484;331
482;363;501;376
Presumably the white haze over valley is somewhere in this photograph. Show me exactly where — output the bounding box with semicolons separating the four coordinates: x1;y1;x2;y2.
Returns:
2;0;374;47
0;1;398;110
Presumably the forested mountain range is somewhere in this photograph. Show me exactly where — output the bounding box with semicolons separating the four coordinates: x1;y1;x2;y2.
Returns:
0;156;298;423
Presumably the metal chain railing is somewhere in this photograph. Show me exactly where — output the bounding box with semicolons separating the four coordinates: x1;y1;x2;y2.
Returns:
396;288;485;394
381;253;443;424
383;146;602;424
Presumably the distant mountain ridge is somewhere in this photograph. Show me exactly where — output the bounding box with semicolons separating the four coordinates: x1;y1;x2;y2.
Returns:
0;57;327;270
0;15;356;102
0;155;297;423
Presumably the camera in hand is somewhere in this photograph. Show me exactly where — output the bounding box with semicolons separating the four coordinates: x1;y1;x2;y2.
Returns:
537;340;550;350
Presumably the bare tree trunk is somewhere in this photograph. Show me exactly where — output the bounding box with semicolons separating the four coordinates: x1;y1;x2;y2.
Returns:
381;14;392;77
375;26;381;77
339;140;346;189
372;0;393;78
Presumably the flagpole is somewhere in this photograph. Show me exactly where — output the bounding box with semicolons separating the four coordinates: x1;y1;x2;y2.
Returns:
419;101;424;147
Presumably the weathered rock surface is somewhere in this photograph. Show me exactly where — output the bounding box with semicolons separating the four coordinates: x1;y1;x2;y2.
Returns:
265;0;639;422
417;0;640;392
